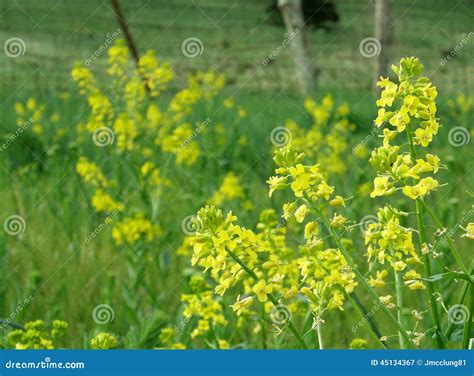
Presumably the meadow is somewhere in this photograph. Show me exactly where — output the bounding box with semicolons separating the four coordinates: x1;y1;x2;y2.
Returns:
0;0;472;350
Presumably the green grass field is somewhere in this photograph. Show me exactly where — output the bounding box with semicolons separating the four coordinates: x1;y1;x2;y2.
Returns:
0;0;472;350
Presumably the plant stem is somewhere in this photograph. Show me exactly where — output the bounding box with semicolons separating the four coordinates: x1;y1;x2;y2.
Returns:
444;262;473;340
260;303;267;349
405;127;444;349
392;250;408;349
304;195;413;346
347;293;389;349
225;248;308;349
462;282;472;349
418;200;469;275
316;318;324;350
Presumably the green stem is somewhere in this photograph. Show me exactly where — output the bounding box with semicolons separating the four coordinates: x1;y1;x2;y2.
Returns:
226;248;308;349
462;282;472;349
260;303;267;349
405;127;444;349
418;200;469;275
444;262;473;340
305;196;413;346
392;249;408;349
347;293;389;349
316;318;323;349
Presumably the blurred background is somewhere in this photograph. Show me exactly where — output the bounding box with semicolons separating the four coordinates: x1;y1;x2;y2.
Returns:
0;0;472;349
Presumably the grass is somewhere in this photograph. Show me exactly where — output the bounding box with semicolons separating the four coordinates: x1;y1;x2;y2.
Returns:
0;0;472;349
0;0;472;97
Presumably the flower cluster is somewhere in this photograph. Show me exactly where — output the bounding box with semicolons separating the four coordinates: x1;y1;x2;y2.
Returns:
90;332;118;349
267;145;357;312
207;172;245;206
284;94;353;176
371;57;441;201
112;213;162;246
7;320;67;349
364;206;424;290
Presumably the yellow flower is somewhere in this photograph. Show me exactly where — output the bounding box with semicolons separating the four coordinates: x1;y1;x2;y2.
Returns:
268;176;288;197
414;127;434;147
379;295;392;305
461;223;474;239
112;214;162;245
369;270;388;288
208;172;244;205
76;157;109;188
170;343;186;349
404;270;426;290
252;280;272;302
91;332;118;349
315;180;334;200
223;98;234;109
230;295;254;315
304;221;319;239
392;260;407;272
329;195;345;207
402;177;439;200
294;204;309;223
91;189;124;213
218;340;230;349
330;214;347;228
370;176;395;198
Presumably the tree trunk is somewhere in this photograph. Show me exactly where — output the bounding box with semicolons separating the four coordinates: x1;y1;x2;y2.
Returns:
278;0;315;96
374;0;392;87
110;0;150;93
